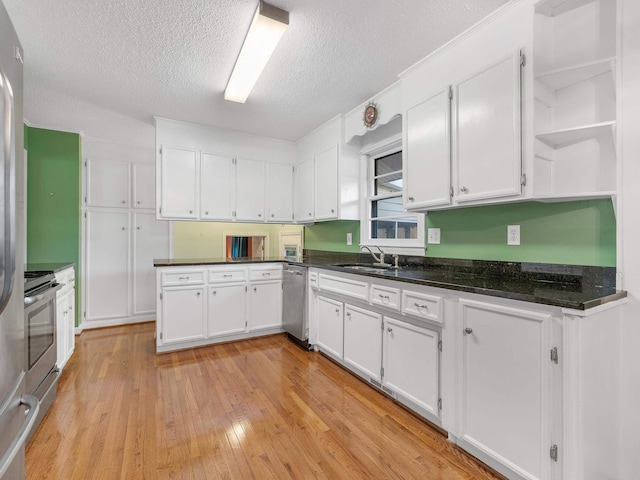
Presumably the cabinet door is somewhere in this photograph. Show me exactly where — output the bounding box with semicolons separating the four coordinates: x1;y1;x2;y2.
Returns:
249;281;282;330
65;288;75;362
405;87;452;209
208;284;246;336
159;146;198;219
344;304;382;382
314;145;339;220
86;159;131;208
317;296;343;359
56;293;69;369
235;157;265;221
133;163;155;209
160;286;206;345
455;51;522;203
86;211;129;321
133;212;169;315
459;299;550;480
201;153;234;220
267;162;294;222
383;317;439;417
296;157;314;222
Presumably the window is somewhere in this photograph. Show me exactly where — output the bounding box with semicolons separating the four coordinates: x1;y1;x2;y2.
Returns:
362;140;425;253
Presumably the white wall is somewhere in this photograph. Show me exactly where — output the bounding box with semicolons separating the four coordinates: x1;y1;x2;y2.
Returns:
620;0;640;477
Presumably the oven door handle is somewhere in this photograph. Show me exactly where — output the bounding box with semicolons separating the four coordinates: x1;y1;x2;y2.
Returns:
0;394;40;479
24;283;63;306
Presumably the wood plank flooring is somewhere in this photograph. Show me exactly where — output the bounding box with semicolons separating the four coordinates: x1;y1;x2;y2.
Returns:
26;323;504;479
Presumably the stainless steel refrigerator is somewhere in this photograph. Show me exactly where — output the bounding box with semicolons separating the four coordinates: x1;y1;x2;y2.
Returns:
0;3;38;479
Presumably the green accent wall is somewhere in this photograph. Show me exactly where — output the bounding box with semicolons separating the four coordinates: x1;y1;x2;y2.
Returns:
304;220;361;253
304;199;616;266
26;126;82;324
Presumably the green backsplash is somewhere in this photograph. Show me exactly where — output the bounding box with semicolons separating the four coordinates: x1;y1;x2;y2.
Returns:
26;126;82;324
304;220;361;253
304;199;616;266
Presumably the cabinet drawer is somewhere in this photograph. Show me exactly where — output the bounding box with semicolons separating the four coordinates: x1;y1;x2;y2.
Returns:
309;271;318;289
402;290;442;324
319;274;368;302
161;270;205;286
249;265;282;281
208;268;245;283
371;284;400;310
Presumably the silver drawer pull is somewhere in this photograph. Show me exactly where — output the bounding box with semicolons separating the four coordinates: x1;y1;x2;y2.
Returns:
464;327;473;335
335;308;340;314
378;294;390;301
414;302;429;310
387;327;393;333
179;276;190;281
223;274;232;278
262;272;271;277
196;292;201;297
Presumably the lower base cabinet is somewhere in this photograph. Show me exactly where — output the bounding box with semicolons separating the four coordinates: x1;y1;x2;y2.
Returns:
317;296;344;359
157;264;283;352
344;304;382;383
161;286;206;345
55;266;76;370
455;299;552;480
383;316;440;418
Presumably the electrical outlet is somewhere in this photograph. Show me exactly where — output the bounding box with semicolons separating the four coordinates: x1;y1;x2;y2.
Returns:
507;225;520;245
428;228;441;244
346;233;352;246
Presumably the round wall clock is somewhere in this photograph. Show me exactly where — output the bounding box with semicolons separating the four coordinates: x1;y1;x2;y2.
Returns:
363;102;378;128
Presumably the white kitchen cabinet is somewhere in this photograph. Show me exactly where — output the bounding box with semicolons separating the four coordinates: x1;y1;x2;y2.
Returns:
208;283;246;336
85;210;130;321
248;280;282;331
344;304;382;383
86;159;131;208
133;212;169;315
159;146;198;219
132;163;155;209
317;295;344;360
267;162;294;222
160;286;206;345
383;316;440;418
314;145;339;220
295;157;314;222
532;0;617;200
55;267;75;370
200;153;234;220
404;87;452;210
454;51;523;203
457;298;551;480
156;263;284;352
235;157;265;221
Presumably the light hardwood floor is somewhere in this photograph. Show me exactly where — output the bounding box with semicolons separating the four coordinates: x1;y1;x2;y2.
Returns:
26;323;504;479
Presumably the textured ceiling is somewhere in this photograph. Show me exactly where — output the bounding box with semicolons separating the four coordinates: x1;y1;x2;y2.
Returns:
3;0;509;144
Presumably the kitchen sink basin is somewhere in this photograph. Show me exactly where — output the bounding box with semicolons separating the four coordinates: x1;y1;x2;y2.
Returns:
333;264;392;273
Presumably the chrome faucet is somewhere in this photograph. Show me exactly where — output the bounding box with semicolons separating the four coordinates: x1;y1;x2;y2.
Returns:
360;245;391;267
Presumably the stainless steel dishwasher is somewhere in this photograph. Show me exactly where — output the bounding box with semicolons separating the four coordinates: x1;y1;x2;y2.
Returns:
282;264;310;350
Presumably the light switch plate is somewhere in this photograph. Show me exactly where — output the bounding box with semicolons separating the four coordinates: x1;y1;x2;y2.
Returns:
507;225;520;245
346;233;352;245
428;228;441;244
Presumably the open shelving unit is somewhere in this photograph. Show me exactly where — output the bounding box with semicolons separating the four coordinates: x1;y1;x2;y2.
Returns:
532;0;618;201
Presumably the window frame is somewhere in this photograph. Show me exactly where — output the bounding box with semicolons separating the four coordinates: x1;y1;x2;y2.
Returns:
359;136;425;255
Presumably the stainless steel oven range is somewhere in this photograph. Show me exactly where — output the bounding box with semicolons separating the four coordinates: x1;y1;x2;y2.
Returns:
23;271;62;441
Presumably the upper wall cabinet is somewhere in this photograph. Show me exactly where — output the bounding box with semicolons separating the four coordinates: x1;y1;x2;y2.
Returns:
295;115;359;223
133;164;155;209
86;159;131;208
155;117;297;223
532;0;617;200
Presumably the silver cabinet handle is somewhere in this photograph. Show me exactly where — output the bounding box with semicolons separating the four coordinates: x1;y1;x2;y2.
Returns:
122;200;126;204
179;276;190;281
205;211;209;215
408;196;414;201
331;209;335;213
308;212;312;216
346;312;351;317
121;227;125;230
387;327;393;333
254;287;257;292
464;327;473;335
212;291;216;295
414;302;428;310
136;226;140;230
262;272;271;277
189;210;193;214
196;292;201;297
0;394;40;479
223;274;232;278
460;186;468;193
258;213;262;217
335;308;340;314
137;201;141;204
378;294;390;301
271;214;275;217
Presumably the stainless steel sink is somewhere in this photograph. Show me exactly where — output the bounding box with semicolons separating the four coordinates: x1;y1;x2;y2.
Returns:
333;264;391;273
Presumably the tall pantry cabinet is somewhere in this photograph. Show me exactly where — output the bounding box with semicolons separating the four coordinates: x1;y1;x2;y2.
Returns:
82;140;170;329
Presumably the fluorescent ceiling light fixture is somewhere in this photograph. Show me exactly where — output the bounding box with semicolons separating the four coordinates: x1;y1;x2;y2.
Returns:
224;1;289;103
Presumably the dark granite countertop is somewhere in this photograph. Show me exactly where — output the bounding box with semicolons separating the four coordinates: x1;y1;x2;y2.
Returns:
26;262;75;273
154;251;626;311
